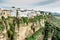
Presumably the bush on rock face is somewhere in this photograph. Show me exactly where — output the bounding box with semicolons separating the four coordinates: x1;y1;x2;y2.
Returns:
0;24;4;31
21;17;29;25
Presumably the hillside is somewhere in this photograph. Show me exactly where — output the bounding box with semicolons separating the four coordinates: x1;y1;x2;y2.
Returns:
0;13;60;40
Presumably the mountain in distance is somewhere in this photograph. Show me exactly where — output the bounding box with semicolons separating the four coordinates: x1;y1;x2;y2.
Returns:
51;12;60;16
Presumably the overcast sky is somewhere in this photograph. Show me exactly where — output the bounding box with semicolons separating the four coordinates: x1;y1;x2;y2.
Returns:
0;0;60;13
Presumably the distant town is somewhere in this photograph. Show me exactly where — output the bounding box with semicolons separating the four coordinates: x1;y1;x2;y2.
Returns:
0;7;50;18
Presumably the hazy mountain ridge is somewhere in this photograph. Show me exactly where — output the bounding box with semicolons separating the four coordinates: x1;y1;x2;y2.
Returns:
52;12;60;16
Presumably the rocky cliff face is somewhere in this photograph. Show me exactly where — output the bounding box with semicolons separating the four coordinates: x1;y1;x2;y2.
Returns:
0;19;45;40
0;15;49;40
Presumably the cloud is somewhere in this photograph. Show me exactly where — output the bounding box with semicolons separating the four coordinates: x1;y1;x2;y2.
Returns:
0;0;7;3
0;0;4;3
34;1;60;13
0;0;44;5
9;0;44;4
0;0;60;13
0;0;49;7
33;0;58;6
0;0;58;7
